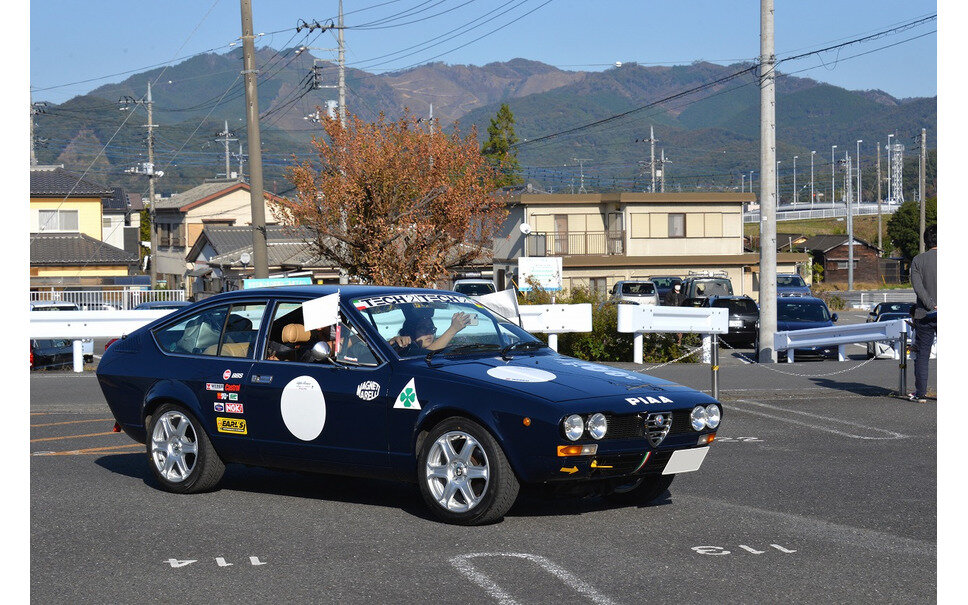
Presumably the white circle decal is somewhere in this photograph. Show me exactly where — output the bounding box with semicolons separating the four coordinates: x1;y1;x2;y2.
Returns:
487;366;556;383
280;375;326;441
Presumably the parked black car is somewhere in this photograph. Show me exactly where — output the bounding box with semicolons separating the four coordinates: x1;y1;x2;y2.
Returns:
30;338;74;370
867;301;915;322
679;296;759;347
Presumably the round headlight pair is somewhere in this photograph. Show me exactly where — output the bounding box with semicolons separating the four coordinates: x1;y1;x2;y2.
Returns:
562;413;608;441
691;404;722;431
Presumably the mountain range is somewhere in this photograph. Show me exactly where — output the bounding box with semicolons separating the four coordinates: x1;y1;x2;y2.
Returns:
33;48;936;199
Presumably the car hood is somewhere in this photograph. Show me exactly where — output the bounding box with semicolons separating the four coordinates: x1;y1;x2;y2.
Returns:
777;319;833;331
418;353;705;406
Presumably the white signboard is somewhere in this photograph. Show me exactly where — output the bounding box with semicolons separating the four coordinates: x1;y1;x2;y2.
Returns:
518;257;563;292
519;304;592;333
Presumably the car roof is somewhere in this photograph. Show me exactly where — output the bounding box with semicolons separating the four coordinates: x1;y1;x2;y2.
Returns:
196;284;461;303
453;279;492;283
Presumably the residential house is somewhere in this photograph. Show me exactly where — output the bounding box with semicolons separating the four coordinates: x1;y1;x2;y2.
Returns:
151;180;289;290
30;166;139;286
493;192;810;300
185;225;338;297
799;234;899;284
101;187;142;254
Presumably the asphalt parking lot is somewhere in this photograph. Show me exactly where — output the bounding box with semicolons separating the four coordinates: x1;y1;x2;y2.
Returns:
31;343;937;604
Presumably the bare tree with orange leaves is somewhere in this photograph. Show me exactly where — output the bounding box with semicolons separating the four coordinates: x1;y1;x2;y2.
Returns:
274;111;507;288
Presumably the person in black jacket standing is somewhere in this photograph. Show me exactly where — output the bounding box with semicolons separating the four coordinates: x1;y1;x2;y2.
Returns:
663;283;685;306
909;224;937;403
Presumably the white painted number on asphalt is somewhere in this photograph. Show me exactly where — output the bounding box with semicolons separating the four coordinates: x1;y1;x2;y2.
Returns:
164;557;267;568
451;552;617;605
692;544;796;556
714;436;763;443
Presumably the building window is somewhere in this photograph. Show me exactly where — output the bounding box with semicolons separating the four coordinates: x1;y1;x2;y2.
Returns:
38;209;79;232
668;213;685;238
589;277;608;295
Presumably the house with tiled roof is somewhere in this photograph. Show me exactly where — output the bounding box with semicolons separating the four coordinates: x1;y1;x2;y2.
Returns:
30;166;138;286
152;179;289;289
184;224;339;297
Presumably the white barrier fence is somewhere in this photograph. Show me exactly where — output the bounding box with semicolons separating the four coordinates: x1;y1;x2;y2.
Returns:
518;304;593;351
30;289;186;310
30;310;173;372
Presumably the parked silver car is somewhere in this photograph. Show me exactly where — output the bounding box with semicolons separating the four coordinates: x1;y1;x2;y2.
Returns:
609;280;659;305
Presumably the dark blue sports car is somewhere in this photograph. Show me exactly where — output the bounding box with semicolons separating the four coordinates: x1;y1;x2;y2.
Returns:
96;286;721;525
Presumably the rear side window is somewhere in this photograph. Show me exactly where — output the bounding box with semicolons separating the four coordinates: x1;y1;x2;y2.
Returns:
155;305;230;356
713;299;758;314
216;303;267;358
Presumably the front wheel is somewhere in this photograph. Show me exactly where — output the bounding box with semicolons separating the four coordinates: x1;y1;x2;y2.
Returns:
417;417;519;525
146;403;224;494
603;474;674;506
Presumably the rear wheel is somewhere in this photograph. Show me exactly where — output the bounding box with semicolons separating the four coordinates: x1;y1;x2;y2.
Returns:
603;474;674;506
417;417;519;525
146;403;224;493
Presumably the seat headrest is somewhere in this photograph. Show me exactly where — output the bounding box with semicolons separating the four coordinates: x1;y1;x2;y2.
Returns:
282;323;311;344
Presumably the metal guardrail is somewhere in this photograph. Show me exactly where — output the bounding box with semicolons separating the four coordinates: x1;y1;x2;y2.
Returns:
617;305;729;398
30;289;187;310
518;304;593;351
773;319;911;393
30;310;175;372
744;203;900;223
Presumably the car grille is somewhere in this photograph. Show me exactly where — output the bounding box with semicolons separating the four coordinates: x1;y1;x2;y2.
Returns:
602;410;689;445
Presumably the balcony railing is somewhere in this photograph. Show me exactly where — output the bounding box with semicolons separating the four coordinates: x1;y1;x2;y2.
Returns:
526;231;625;256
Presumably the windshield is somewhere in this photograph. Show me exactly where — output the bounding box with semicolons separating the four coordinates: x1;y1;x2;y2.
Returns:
876;302;913;314
621;282;655;296
353;293;540;359
453;282;495;296
777;275;806;288
650;277;680;289
692;279;732;297
712;299;758;314
778;301;830;323
877;313;908;322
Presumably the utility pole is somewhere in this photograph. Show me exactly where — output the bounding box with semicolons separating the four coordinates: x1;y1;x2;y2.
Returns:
792;155;797;204
876;141;882;252
240;0;269;279
741;173;745;193
338;0;346;127
30;99;48;167
120;84;160;288
830;145;837;207
659;149;669;193
758;0;777;363
845;150;854;291
919;128;927;253
649;126;657;192
216;120;238;179
810;150;816;209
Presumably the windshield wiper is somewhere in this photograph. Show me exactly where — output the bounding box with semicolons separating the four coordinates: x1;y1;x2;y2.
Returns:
501;341;545;361
426;343;500;366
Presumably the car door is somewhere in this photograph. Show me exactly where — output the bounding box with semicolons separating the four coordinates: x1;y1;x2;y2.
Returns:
244;299;391;470
152;300;268;453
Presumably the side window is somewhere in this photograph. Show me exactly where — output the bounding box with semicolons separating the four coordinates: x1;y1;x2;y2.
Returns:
216;303;266;358
263;301;379;366
155;305;229;356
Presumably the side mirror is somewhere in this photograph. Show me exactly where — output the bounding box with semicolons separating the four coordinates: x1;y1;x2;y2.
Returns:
310;341;332;361
831;313;839;322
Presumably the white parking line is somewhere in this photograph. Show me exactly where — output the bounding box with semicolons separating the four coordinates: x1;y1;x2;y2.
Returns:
450;553;617;605
729;399;909;440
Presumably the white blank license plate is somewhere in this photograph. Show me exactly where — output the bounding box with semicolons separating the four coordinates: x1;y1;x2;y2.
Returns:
729;320;743;327
662;447;709;475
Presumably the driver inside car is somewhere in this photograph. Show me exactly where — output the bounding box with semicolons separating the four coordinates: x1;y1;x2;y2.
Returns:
388;312;472;355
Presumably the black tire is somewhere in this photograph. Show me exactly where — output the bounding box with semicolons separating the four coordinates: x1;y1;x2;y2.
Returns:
146;403;224;494
603;474;675;506
417;417;519;525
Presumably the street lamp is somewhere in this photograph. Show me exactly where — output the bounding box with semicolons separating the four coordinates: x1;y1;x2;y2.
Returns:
831;145;838;208
793;155;798;204
776;160;782;205
810;151;816;210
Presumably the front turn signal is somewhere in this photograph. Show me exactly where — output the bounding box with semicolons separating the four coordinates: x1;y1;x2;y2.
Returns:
698;432;716;445
557;444;598;457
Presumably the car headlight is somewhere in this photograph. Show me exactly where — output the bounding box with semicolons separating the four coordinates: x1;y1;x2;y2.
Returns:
704;404;721;429
563;414;584;441
690;406;708;431
587;413;607;440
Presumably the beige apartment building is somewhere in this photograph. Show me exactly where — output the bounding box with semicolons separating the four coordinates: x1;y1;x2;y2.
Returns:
492;192;808;300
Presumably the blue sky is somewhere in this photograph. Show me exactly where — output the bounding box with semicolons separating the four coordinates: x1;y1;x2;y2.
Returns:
29;0;937;105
